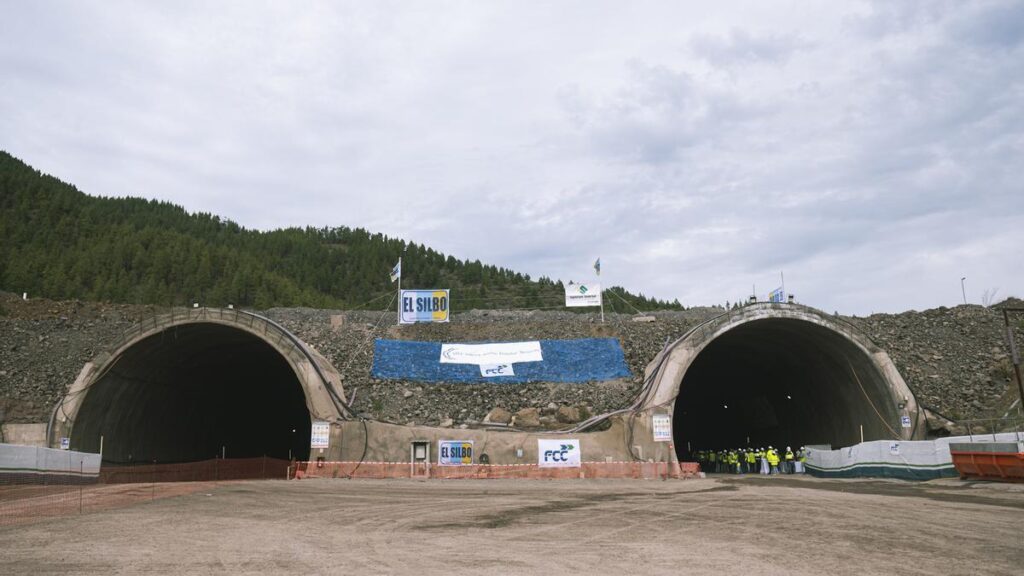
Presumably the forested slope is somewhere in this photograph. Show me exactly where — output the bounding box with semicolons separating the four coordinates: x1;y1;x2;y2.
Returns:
0;151;681;312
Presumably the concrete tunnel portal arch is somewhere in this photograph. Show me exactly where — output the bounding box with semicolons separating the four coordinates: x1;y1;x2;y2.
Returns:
52;309;348;464
642;304;924;460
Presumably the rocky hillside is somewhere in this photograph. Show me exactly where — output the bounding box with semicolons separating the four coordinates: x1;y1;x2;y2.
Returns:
851;301;1024;421
1;292;1021;431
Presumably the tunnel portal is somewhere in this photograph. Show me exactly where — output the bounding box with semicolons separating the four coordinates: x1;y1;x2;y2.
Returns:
67;322;313;464
653;305;921;461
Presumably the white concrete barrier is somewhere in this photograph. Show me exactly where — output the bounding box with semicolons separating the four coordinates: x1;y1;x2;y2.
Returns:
0;443;101;481
805;432;1023;481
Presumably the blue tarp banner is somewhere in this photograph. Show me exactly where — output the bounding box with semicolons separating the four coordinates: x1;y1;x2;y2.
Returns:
371;338;632;383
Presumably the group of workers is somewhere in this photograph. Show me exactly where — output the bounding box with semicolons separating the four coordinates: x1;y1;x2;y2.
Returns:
695;446;806;475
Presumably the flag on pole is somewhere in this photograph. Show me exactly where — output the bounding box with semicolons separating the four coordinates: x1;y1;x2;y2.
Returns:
769;287;784;303
390;258;402;283
593;258;601;276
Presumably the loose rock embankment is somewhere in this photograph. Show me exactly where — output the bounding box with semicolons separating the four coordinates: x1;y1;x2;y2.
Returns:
1;292;1020;432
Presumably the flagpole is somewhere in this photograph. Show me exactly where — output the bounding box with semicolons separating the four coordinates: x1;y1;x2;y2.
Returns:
397;257;402;324
780;270;785;301
597;259;604;323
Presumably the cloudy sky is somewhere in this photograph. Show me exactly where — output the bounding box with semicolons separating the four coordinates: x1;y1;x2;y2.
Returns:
2;1;1021;314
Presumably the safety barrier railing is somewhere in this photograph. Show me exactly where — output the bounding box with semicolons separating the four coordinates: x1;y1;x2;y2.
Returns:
960;417;1024;441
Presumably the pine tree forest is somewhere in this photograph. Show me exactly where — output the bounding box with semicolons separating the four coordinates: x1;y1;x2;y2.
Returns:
0;151;684;313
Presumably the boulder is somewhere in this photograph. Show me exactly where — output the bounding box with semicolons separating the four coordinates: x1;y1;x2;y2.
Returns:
484;407;512;424
513;407;540;428
556;406;581;423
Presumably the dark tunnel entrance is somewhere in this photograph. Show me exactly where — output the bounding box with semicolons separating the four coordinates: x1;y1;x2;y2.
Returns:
673;318;902;460
69;323;312;464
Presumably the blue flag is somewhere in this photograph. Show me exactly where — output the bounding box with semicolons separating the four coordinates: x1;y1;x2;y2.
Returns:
594;258;601;276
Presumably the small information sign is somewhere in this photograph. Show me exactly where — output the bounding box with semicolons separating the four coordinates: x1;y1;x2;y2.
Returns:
652;414;672;442
310;421;330;449
900;415;912;428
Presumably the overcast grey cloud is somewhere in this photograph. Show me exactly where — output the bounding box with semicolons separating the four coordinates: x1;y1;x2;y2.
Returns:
1;0;1021;314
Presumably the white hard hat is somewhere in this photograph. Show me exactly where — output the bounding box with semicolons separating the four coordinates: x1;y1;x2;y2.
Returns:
787;446;791;450
768;445;773;449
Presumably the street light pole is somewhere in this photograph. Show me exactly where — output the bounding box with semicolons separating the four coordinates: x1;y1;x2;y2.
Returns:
961;277;967;305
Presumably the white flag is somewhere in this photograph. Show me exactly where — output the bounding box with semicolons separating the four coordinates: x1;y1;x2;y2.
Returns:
390;259;401;283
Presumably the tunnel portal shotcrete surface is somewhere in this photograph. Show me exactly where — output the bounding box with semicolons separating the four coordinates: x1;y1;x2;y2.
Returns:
68;323;312;463
672;316;908;456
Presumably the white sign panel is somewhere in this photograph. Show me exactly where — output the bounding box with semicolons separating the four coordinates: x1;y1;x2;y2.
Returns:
440;341;543;365
538;439;581;468
60;437;70;450
900;415;912;428
480;364;515;377
652;414;672;442
565;283;602;307
310;421;330;449
399;289;450;324
438;440;474;466
889;442;900;455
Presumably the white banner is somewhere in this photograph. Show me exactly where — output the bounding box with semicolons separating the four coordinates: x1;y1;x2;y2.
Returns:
480;363;515;377
440;341;543;365
538;439;581;468
565;283;602;307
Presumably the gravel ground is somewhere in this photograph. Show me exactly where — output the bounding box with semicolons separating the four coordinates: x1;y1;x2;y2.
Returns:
1;476;1021;575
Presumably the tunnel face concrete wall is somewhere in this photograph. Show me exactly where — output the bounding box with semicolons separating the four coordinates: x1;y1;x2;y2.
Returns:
51;309;348;463
645;303;923;453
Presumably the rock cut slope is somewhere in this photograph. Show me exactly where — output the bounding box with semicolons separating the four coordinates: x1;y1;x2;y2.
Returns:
0;292;1020;432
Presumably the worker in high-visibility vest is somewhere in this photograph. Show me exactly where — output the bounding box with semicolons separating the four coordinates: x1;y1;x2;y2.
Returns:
745;448;756;474
708;450;717;473
758;447;768;475
784;447;795;474
766;446;780;475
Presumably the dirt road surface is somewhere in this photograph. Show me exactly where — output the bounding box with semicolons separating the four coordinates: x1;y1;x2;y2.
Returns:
2;475;1021;575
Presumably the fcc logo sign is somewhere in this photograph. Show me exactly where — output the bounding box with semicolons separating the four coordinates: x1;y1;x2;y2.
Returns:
538;438;581;468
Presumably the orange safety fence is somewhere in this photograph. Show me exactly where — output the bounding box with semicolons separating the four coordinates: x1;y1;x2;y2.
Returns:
292;460;702;480
99;457;291;484
1;457;291;527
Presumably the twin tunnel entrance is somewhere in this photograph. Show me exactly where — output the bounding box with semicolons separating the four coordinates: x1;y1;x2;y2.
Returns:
53;310;349;464
69;324;311;463
54;305;918;465
671;316;913;458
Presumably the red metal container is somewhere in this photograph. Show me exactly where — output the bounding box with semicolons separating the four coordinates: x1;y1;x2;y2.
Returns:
949;442;1024;482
